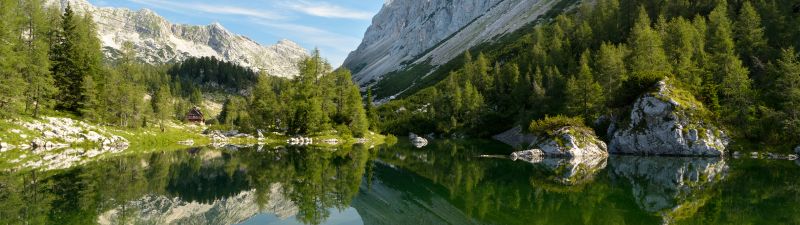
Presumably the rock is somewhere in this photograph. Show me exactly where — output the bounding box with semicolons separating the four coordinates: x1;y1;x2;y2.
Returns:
510;149;544;162
795;145;800;155
322;139;339;145
224;130;240;137
178;139;194;146
410;136;428;148
493;126;537;149
610;79;728;156
525;126;608;158
257;129;265;140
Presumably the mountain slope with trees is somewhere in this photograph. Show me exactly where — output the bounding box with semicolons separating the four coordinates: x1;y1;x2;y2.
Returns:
376;0;800;151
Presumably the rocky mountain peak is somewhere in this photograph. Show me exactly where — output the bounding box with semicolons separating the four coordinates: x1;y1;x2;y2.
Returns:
44;0;309;77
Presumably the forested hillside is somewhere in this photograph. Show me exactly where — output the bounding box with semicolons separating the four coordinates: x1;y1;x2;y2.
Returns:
378;0;800;150
0;1;369;137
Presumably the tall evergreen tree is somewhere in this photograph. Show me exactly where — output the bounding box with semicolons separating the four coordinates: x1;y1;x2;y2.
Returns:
708;1;754;125
153;86;173;131
565;50;603;120
773;48;800;137
0;0;26;116
21;0;56;118
628;6;671;77
734;1;768;66
50;4;83;113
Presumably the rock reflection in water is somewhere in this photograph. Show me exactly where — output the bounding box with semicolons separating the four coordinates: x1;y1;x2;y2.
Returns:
513;155;608;185
610;156;728;223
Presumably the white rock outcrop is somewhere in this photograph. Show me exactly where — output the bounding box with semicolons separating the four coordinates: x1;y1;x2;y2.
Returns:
512;126;608;159
609;79;729;156
344;0;568;86
45;0;308;77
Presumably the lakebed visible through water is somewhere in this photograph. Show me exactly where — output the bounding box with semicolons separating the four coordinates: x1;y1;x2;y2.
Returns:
0;138;798;225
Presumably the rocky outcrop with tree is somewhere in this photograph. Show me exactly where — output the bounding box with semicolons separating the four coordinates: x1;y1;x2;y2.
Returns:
609;79;729;156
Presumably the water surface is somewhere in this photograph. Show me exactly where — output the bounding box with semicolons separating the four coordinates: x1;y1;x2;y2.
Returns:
1;139;799;225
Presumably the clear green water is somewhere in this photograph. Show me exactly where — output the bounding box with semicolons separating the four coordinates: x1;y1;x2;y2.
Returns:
1;139;799;225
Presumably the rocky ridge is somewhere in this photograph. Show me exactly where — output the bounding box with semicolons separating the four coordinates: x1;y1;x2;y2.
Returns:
45;0;309;77
609;79;729;156
344;0;567;87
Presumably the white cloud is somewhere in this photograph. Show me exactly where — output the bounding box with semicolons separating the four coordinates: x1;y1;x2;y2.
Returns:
284;1;373;20
128;0;285;20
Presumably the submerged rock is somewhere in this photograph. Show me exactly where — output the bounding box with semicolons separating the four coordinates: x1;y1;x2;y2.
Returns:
610;79;728;156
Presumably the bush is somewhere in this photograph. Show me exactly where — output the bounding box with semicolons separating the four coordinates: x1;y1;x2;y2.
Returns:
528;115;585;136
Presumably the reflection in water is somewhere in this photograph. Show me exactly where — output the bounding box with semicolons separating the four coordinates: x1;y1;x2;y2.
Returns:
1;140;799;225
514;155;608;185
609;156;728;224
0;145;371;225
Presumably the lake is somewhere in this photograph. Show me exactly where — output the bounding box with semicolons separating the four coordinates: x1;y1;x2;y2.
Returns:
1;139;799;225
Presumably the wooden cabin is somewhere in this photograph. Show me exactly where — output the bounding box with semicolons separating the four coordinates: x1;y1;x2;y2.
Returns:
186;107;205;123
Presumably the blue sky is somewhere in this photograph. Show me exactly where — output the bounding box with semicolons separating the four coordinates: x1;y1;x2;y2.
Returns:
89;0;385;66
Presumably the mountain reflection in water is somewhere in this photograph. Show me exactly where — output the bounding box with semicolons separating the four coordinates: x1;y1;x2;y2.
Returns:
1;139;799;225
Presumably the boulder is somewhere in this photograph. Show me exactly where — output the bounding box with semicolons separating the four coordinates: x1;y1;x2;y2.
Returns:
610;79;728;156
516;126;608;158
795;145;800;155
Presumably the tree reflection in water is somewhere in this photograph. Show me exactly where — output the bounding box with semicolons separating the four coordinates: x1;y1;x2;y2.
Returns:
0;144;371;225
1;140;800;225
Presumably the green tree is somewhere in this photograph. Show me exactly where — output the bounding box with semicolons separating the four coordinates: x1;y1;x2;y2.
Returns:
565;50;603;120
594;42;628;96
708;1;754;126
250;73;278;130
21;0;56;118
153;86;173;131
51;4;83;113
773;49;800;137
733;1;768;66
0;0;25;116
628;6;671;77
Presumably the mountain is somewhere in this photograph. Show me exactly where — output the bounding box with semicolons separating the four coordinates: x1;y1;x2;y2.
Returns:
343;0;575;94
44;0;309;78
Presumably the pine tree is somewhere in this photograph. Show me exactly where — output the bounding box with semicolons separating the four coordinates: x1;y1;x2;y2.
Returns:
565;50;603;120
708;1;754;125
0;0;26;116
347;85;369;137
21;0;56;118
773;48;800;136
628;6;671;77
51;4;83;113
153;86;173;132
594;42;628;95
734;1;768;67
250;73;278;130
664;17;703;90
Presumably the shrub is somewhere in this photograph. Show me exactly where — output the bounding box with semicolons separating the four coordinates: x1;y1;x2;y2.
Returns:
529;115;585;136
